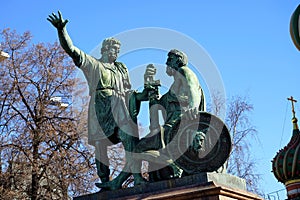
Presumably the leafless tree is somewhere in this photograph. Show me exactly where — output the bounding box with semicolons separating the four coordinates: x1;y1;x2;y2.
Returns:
0;28;97;199
209;91;262;195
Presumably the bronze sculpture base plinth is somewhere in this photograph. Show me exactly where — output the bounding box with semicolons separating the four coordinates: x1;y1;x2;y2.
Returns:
73;173;262;200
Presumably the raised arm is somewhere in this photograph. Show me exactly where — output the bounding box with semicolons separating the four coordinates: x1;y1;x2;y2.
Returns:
47;11;77;59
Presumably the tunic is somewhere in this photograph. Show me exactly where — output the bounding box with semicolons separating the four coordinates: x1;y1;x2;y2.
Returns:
72;47;133;145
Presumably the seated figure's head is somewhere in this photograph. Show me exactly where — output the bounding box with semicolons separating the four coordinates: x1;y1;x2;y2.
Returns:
166;49;188;76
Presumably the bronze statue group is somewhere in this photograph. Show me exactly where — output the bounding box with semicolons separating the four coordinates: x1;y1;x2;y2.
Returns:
48;11;230;191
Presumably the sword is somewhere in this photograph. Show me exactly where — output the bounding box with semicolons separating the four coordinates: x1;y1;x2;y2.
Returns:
144;64;161;136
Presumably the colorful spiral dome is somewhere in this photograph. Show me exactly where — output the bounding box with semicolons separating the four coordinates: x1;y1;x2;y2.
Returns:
272;97;300;199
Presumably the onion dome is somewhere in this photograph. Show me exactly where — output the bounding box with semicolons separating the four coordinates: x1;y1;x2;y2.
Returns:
290;4;300;51
272;96;300;199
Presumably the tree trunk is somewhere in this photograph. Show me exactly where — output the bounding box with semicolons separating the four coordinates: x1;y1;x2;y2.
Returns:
31;132;39;200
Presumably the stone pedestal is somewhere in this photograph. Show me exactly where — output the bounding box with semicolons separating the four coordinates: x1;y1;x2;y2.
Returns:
73;173;263;200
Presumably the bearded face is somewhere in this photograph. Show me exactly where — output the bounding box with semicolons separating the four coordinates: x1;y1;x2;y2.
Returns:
166;54;179;76
191;132;205;153
105;44;120;63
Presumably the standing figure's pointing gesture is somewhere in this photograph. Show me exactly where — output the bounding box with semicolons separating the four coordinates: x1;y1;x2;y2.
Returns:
47;11;68;30
47;11;148;190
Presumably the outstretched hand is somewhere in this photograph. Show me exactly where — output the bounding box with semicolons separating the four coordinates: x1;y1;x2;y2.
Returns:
47;11;69;30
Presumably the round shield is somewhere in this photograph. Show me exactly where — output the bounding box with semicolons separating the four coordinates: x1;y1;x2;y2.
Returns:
167;111;232;174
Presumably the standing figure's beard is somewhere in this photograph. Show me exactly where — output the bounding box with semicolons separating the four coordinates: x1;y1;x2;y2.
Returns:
108;56;117;63
107;51;118;63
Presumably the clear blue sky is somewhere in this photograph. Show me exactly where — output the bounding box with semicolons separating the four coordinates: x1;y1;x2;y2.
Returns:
2;0;300;198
